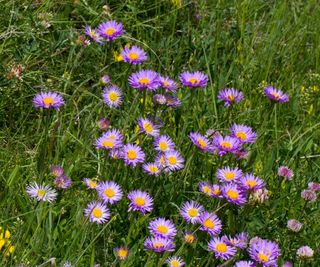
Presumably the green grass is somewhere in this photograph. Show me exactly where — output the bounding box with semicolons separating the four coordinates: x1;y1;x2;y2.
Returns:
1;0;320;266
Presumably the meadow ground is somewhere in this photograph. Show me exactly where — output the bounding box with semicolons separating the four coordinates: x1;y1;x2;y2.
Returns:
0;0;320;266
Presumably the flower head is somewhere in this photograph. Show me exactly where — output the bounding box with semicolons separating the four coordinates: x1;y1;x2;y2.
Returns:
97;181;123;204
180;201;204;224
308;182;320;191
121;45;147;64
234;261;256;267
212;133;242;156
84;201;110;224
115;246;129;261
165;94;181;108
249;238;281;266
128;190;153;214
121;144;145;167
278;166;294;180
33;91;65;110
102;85;123;108
166;256;184;267
301;189;317;202
50;165;64;177
222;183;247;205
98;20;124;41
159;76;178;92
138;117;160;137
142;162;162;176
128;70;160;91
250;188;269;203
85;26;102;43
94;129;123;150
153;94;167;105
83;178;99;189
26;182;57;202
296;246;314;259
198;181;214;197
211;184;224;198
148;218;177;239
287;219;302;232
218;88;243;106
183;231;196;244
101;75;111;84
154;135;175;153
189;132;212;152
97;118;110;131
54;175;72;189
179;71;208;88
222;232;248;249
208;237;237;260
199;212;222;236
144;236;175;253
230;124;257;144
216;166;243;183
264;86;289;102
164;150;184;171
240;173;265;191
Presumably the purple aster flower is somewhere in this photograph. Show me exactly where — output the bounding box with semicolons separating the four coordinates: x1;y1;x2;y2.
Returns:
97;181;123;204
84;201;110;224
218;88;243;106
144;236;175;253
230;124;257;144
109;149;122;159
148;218;177;239
54;175;72;189
189;132;212;152
222;232;248;249
102;85;123;108
128;69;160;91
97;118;110;131
83;178;99;189
199;211;222;236
164;150;184;171
155;153;167;169
115;246;129;261
180;201;204;224
26;182;57;202
85;26;102;44
179;71;208;88
240;173;265;191
301;189;317;202
250;188;269;203
166;256;184;267
121;45;147;64
153;94;167;105
154;135;175;153
122;144;145;166
297;246;314;259
216;166;243;183
33;91;65;110
212;132;242;156
222;183;247;205
98;20;124;41
308;182;320;191
249;238;281;267
283;261;293;267
127;190;153;214
264;86;289;102
101;74;111;85
208;237;237;260
159;76;178;92
234;261;256;267
287;219;302;232
165;94;181;108
211;184;224;198
142;162;162;176
51;165;64;177
183;231;196;244
278;166;294;180
137;117;160;137
198;181;214;197
94;129;123;150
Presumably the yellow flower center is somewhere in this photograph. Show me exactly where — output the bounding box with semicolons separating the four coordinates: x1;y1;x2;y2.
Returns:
102;139;115;148
170;260;180;267
105;28;116;36
197;138;207;148
221;141;232;149
154;242;164;249
105;188;115;198
159;141;168;151
109;91;119;102
236;131;247;141
187;208;198;217
149;165;159;173
128;52;139;60
227;189;238;199
168;156;177;165
37;189;46;198
224;171;235;180
216;243;228;253
43;97;55;106
143;122;153;133
189;77;199;85
163;80;169;87
185;234;195;243
246;180;257;188
203;219;214;229
90;31;97;38
203;186;212;195
89;180;98;188
127;150;137;160
271;92;280;99
159;156;166;166
227;94;235;101
139;78;150;85
157;225;169;234
258;253;269;262
92;208;103;218
213;188;221;195
117;248;128;259
135;197;145;206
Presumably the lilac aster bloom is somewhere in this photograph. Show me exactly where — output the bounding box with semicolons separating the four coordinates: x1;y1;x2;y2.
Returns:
85;26;102;44
249;238;281;267
101;74;111;84
26;182;57;202
287;219;302;232
230;124;257;144
115;246;129;261
234;261;256;267
216;166;243;183
155;153;167;169
128;190;153;214
166;256;184;267
296;245;314;259
153;94;167;105
54;175;72;189
121;45;147;64
109;149;122;159
199;211;222;236
180;201;204;224
154;135;175;153
164;150;184;171
159;76;178;92
165;94;181;108
33;91;65;110
301;189;317;202
84;201;110;224
94;129;123;150
97;118;110;131
198;181;214;197
137;117;160;137
208;237;237;260
142;162;162;176
218;88;244;106
222;183;247;205
144;236;175;253
222;232;248;249
179;71;208;88
102;85;123;108
211;184;224;198
264;86;289;102
98;20;124;41
97;181;123;204
128;69;160;91
283;261;293;267
240;173;265;191
122;144;145;167
149;218;177;239
308;182;320;191
83;178;99;189
189;132;212;152
51;165;64;177
278;166;294;180
212;133;242;156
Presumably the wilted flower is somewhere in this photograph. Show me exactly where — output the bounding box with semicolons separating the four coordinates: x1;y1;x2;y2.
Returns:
183;231;196;244
97;118;110;131
250;188;269;203
101;75;111;84
50;165;64;177
296;246;314;259
278;166;294;180
165;94;181;108
301;189;317;202
287;219;302;232
54;175;72;189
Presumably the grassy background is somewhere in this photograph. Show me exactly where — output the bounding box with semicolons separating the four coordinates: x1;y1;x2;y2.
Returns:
0;0;320;266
